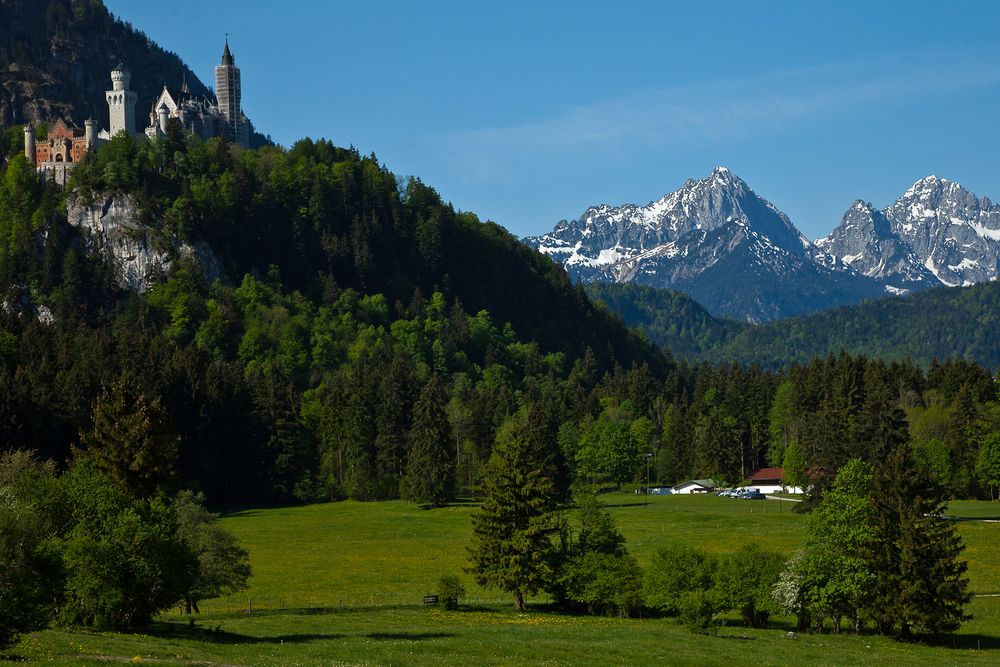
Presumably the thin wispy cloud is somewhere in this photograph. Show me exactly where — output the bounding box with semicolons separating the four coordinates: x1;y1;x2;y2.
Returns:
422;52;1000;182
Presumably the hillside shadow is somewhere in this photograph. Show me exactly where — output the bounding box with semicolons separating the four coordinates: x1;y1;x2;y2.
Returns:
367;632;455;641
925;633;1000;651
602;501;651;509
149;621;343;645
149;621;454;645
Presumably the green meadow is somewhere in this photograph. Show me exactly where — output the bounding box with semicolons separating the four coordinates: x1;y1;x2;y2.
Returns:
8;494;1000;665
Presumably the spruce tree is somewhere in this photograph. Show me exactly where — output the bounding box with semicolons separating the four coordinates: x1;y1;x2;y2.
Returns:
869;436;972;635
468;409;557;611
77;375;179;498
401;376;455;507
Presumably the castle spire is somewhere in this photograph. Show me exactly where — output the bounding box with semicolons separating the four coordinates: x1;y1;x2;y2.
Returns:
221;36;234;66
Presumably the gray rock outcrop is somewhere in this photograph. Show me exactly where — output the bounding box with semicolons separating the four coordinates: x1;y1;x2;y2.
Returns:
66;192;221;291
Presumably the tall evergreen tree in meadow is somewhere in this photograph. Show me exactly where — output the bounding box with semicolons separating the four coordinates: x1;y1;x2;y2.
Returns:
468;409;558;611
401;376;455;507
869;439;971;635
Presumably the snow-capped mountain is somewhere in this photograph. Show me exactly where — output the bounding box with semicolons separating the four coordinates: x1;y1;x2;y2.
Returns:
815;200;938;292
524;167;884;322
820;176;1000;289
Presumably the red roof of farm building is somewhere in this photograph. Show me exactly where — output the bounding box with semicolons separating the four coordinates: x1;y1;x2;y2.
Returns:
749;467;783;482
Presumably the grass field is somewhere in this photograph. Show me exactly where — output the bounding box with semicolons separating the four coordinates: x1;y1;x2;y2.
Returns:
7;494;1000;665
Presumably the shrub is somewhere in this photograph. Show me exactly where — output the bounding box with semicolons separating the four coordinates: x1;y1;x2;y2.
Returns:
678;589;718;635
437;574;466;610
644;544;715;614
560;551;644;617
712;544;784;628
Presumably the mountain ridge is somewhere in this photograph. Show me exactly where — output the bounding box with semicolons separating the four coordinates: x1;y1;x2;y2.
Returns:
820;175;1000;290
525;167;885;322
587;279;1000;370
528;168;1000;323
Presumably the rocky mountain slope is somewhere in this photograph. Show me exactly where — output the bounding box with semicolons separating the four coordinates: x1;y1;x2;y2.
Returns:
525;167;884;322
0;0;210;129
0;0;268;145
819;176;1000;290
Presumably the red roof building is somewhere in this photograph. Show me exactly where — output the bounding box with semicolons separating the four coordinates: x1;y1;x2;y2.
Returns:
746;467;803;494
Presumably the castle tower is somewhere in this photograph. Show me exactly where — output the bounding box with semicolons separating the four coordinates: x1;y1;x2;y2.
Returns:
106;63;137;136
214;39;242;145
157;103;169;134
24;124;35;165
85;119;96;149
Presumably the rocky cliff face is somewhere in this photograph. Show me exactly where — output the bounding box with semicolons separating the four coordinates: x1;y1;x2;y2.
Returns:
816;200;937;292
67;192;221;291
820;176;1000;289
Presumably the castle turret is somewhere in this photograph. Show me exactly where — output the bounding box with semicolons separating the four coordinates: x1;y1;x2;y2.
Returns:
106;62;137;136
157;103;169;134
85;118;96;149
24;124;35;165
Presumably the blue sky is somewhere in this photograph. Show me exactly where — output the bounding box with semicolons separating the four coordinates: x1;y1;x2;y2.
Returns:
103;0;1000;240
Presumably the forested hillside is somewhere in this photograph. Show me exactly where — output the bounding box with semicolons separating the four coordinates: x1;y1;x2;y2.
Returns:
584;283;747;358
0;0;207;127
709;281;1000;369
589;280;1000;370
0;128;670;504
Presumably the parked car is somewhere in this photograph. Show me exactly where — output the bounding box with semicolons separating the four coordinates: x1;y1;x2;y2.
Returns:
743;489;766;500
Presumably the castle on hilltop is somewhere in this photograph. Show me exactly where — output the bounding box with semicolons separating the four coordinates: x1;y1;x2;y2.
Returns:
24;40;250;184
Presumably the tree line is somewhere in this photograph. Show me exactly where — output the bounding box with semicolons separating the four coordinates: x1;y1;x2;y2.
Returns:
468;427;970;637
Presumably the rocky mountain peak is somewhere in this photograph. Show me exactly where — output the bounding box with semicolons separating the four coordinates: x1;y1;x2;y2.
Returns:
820;175;1000;289
524;168;881;322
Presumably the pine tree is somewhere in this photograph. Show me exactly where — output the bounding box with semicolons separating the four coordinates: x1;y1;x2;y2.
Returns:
401;376;455;507
976;433;1000;500
468;409;557;611
77;375;179;498
869;442;972;635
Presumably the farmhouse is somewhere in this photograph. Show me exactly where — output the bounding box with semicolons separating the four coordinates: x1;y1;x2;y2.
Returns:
748;467;803;494
672;479;716;494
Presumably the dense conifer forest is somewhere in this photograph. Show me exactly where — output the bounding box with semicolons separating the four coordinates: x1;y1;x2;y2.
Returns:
589;280;1000;370
1;129;999;509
